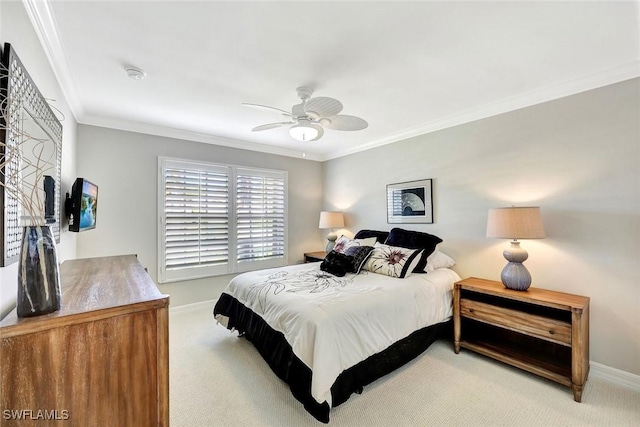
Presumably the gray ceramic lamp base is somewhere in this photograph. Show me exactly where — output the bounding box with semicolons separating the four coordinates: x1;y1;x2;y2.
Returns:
501;241;532;291
326;231;338;253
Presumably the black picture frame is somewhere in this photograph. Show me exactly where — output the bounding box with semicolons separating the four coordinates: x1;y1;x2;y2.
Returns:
386;179;433;224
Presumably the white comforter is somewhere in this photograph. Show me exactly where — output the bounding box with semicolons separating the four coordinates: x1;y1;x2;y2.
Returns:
215;263;460;407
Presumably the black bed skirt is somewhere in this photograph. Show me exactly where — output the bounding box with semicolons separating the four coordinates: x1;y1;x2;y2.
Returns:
213;293;450;423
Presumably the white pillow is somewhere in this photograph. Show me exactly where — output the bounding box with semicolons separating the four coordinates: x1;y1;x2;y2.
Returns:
424;249;456;272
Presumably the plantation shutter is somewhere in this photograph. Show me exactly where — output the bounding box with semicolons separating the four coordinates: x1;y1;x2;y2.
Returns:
159;158;287;282
160;159;230;282
235;168;287;271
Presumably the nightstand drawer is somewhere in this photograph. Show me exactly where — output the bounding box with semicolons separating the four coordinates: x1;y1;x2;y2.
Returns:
460;299;572;346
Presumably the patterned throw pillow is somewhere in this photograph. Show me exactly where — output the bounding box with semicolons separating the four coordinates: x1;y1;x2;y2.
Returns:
362;243;423;279
333;235;377;254
344;245;374;274
332;236;351;254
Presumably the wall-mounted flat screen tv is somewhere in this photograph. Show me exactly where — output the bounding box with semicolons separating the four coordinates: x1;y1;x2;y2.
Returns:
67;178;98;232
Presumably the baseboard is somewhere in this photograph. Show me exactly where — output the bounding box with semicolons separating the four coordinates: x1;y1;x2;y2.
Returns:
169;299;217;315
590;361;640;392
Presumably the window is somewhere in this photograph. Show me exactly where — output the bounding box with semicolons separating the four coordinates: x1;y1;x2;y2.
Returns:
159;158;287;283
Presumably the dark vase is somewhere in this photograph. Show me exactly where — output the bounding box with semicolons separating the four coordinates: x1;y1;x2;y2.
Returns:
17;225;61;317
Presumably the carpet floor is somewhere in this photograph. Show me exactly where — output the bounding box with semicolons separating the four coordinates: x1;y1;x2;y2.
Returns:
169;302;640;427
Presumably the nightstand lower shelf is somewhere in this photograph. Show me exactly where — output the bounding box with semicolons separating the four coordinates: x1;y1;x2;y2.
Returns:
459;339;572;386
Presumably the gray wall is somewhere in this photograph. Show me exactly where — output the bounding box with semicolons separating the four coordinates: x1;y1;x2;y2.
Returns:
0;1;77;318
75;125;324;306
4;0;636;385
322;78;640;376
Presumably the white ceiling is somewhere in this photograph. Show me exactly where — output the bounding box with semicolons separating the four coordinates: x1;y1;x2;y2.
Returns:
25;0;640;161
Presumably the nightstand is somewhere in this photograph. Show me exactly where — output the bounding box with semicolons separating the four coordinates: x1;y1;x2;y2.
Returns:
304;251;327;263
453;277;590;402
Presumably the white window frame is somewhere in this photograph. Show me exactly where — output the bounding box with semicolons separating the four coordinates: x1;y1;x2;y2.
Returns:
158;157;288;283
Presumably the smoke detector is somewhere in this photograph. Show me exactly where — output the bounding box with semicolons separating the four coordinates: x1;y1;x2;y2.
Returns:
125;66;146;80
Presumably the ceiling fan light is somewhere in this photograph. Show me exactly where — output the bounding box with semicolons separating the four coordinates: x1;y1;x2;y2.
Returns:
290;123;319;141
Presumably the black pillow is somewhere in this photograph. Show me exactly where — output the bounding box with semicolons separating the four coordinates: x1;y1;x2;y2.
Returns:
344;245;374;273
384;228;442;273
354;229;389;244
320;251;354;277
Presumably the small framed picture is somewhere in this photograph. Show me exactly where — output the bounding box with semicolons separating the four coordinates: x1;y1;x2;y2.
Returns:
387;179;433;224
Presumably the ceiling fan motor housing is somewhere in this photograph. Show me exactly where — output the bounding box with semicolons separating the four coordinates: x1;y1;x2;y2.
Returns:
296;86;314;100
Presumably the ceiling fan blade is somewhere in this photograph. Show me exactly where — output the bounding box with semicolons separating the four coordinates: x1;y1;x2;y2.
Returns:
304;97;343;118
251;122;290;132
310;125;324;142
291;103;305;118
242;103;293;117
324;115;368;131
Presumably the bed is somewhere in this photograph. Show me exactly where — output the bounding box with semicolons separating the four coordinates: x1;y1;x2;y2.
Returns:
213;228;460;423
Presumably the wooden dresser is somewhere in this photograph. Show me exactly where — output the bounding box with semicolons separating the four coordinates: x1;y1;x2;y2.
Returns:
0;255;169;426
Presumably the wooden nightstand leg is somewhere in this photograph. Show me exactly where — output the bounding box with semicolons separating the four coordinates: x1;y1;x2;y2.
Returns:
572;384;584;402
571;306;589;403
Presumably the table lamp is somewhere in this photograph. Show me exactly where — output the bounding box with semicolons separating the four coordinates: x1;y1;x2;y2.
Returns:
319;211;345;252
486;206;545;290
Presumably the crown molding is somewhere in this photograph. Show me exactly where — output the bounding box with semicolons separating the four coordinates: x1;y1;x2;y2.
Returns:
22;0;84;121
79;114;323;162
25;0;639;163
321;60;640;161
81;61;640;163
78;60;640;163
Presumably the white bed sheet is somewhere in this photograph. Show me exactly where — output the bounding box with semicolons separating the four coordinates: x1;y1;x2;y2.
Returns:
215;263;460;407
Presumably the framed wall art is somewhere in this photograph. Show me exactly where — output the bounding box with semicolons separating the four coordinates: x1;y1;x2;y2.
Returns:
386;179;433;224
0;43;63;266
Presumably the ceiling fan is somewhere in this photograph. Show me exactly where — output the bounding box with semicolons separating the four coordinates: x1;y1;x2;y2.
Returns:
243;87;368;142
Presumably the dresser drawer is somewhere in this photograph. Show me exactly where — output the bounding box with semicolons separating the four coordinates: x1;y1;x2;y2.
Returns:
460;299;572;346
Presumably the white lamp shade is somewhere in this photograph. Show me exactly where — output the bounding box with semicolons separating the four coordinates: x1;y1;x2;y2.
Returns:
319;211;345;229
486;207;545;239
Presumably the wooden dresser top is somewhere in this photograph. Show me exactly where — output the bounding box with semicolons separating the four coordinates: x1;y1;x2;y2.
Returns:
0;255;168;336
